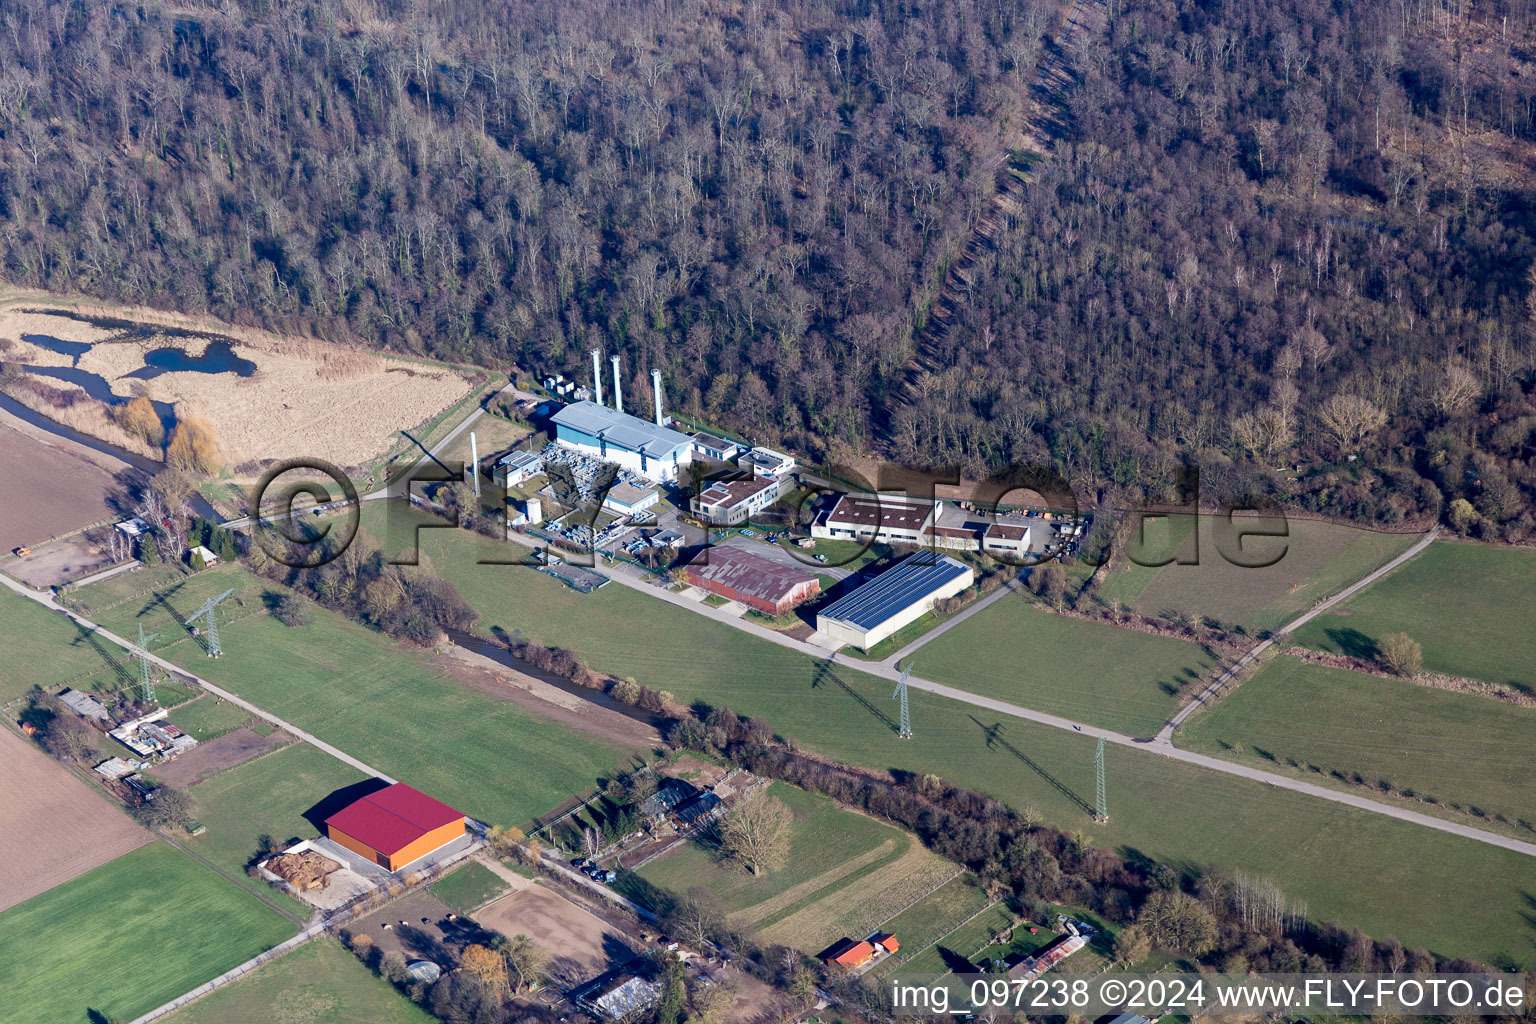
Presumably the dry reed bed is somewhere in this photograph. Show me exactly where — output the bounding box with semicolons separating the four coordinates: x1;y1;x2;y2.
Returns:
0;300;475;469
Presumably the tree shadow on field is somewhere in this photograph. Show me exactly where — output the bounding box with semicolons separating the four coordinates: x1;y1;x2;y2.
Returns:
937;945;978;973
1323;627;1378;660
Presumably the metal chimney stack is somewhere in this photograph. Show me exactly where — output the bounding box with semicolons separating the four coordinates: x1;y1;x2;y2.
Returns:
651;369;664;426
611;355;623;415
591;349;604;407
470;431;481;497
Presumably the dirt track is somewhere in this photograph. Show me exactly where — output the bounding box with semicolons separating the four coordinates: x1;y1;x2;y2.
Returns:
474;885;638;986
152;727;289;788
0;726;152;912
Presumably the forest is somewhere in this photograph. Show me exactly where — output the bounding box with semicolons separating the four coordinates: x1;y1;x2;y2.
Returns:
0;0;1533;533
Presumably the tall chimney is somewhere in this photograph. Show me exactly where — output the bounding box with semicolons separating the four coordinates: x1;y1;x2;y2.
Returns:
651;369;664;426
611;355;623;415
470;432;481;497
591;349;604;407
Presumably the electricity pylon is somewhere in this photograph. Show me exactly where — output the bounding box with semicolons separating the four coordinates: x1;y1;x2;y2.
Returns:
135;624;159;704
190;588;235;657
1094;736;1109;822
893;662;913;739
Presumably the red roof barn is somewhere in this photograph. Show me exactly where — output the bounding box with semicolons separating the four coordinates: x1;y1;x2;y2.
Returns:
682;545;820;616
324;783;467;872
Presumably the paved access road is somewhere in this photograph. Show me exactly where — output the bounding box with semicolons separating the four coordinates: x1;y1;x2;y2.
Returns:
492;529;1536;860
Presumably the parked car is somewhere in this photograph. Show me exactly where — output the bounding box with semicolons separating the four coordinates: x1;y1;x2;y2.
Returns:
603;869;617;883
814;553;828;563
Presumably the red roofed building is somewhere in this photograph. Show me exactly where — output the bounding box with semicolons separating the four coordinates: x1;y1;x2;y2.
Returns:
682;545;820;615
325;783;467;872
823;939;876;970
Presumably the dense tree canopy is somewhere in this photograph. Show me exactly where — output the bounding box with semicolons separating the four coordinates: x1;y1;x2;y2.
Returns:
0;0;1532;532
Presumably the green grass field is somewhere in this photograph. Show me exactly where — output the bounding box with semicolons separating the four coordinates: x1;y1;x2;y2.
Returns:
1122;516;1418;635
430;860;511;914
0;842;295;1023
913;599;1218;736
1292;541;1536;693
164;937;434;1024
167;691;260;740
68;562;643;830
1180;655;1536;833
868;874;992;975
182;742;368;914
0;586;138;701
354;503;1536;967
634;783;956;951
894;901;1018;975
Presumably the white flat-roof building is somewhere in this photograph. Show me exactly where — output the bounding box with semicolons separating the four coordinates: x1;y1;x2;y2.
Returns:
602;482;660;514
691;475;783;526
741;446;795;478
493;449;545;488
551;401;695;483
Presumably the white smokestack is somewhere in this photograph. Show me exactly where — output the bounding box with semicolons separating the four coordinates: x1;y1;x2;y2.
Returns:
591;349;604;407
611;355;624;415
651;369;664;426
470;432;481;497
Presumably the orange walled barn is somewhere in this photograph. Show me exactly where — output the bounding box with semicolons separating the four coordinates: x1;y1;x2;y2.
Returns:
324;783;466;872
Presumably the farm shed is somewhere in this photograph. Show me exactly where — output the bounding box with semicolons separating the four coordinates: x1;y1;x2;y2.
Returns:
324;783;467;873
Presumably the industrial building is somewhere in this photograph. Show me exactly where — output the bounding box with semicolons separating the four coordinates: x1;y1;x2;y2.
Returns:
816;551;974;649
812;493;935;547
683;545;820;615
740;445;795;479
602;481;660;514
691;475;783;526
324;783;467;873
551;400;695;482
691;432;742;462
492;449;544;488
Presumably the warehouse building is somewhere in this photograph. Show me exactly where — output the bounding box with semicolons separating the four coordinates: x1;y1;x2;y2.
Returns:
812;493;935;547
324;783;467;873
816;551;974;649
684;545;820;615
691;475;783;526
551;401;695;483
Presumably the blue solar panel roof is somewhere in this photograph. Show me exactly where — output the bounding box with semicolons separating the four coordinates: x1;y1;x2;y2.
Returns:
818;551;971;630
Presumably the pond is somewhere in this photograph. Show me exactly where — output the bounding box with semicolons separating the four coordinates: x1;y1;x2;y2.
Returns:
127;340;258;379
12;334;259;425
